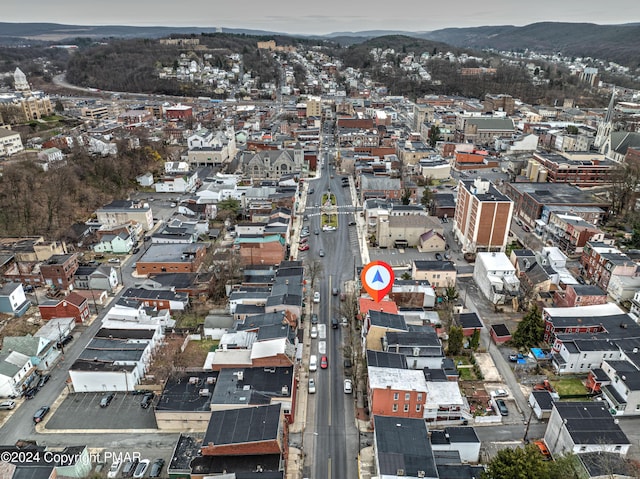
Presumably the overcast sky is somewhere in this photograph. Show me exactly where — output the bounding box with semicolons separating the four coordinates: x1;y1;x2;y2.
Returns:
3;0;638;35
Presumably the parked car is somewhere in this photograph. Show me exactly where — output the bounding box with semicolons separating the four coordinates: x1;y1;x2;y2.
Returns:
496;399;509;416
314;228;320;235
132;247;140;254
148;459;165;478
492;389;508;398
300;237;308;244
140;392;155;409
100;393;115;408
435;252;443;261
348;221;356;226
23;387;38;399
37;374;51;389
299;244;310;251
0;400;16;410
308;378;316;394
331;318;339;329
343;378;353;394
56;334;73;349
108;258;120;264
332;287;339;296
310;325;318;339
300;231;310;238
344;358;352;370
133;459;150;478
311;313;318;324
313;292;320;304
121;459;139;478
534;440;551;460
107;460;123;479
320;355;328;369
33;406;50;423
318;249;325;257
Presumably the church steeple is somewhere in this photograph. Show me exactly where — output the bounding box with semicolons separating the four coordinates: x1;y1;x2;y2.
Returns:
594;88;616;151
13;67;30;93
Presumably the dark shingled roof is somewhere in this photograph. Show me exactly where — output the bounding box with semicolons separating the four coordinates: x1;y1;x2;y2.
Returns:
553;402;630;445
374;415;437;478
366;350;408;369
458;312;483;330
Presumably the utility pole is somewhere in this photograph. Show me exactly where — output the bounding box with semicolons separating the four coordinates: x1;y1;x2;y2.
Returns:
522;407;534;443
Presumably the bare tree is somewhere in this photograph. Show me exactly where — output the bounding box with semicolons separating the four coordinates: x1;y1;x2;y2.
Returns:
307;259;323;289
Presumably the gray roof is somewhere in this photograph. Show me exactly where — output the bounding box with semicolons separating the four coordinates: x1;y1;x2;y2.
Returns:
366;350;408;369
369;310;407;330
374;415;437;478
203;403;281;446
360;174;401;191
430;427;480;444
553;402;630;445
465;117;514;131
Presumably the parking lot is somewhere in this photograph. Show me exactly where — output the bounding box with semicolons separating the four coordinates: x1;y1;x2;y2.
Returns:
46;392;158;430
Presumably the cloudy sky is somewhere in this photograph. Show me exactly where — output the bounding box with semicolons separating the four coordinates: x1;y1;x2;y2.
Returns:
2;0;638;34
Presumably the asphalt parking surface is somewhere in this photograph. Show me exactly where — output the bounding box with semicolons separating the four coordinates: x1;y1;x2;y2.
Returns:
46;392;158;430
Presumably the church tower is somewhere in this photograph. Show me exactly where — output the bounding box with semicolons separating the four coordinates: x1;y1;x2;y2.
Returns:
293;142;303;170
594;88;616;151
13;67;30;93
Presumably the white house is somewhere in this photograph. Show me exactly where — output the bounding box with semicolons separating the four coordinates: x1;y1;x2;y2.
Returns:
164;161;190;173
544;402;630;457
429;427;481;463
102;301;175;330
0;350;36;398
472;252;520;305
0;282;31;316
599;359;640;417
155;171;199;193
136;172;154;187
0;127;24;156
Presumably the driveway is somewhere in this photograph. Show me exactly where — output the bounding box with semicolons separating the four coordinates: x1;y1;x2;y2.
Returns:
46;392;157;430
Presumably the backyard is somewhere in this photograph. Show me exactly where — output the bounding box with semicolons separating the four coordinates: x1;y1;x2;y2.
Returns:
549;377;587;397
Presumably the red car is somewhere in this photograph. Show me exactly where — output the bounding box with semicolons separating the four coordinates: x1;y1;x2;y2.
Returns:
299;244;310;251
300;237;308;244
320;355;328;369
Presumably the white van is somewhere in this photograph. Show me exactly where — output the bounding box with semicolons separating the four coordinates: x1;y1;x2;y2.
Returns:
309;355;318;372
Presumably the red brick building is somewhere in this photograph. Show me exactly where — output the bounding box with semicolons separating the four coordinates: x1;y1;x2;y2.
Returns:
40;253;80;290
200;404;284;456
236;235;286;266
164;104;193;120
368;368;428;420
580;242;637;291
39;291;90;323
553;284;607;308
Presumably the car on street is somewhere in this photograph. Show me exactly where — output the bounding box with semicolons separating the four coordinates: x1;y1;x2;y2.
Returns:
314;228;320;235
37;374;51;389
100;393;115;408
318;249;325;257
33;406;50;423
332;287;339;296
320;355;328;369
56;334;73;349
343;378;353;394
133;459;150;478
308;378;316;394
23;386;39;399
331;317;339;329
311;313;318;324
303;215;309;221
348;221;356;226
522;224;531;233
140;392;155;409
300;231;310;238
300;237;308;244
495;399;509;416
310;325;318;339
132;247;140;254
322;225;336;231
148;459;165;478
0;400;16;410
298;244;310;251
435;252;443;261
313;292;320;303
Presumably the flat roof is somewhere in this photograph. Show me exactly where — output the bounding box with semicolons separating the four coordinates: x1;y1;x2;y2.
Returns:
368;366;427;392
553;402;630;445
203;403;281;447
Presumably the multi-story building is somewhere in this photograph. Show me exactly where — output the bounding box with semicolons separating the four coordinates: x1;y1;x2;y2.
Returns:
0;127;24;157
96;200;154;231
545;212;604;256
453;178;513;253
483;94;515;115
530;151;616;187
581;242;637;291
454;116;515;144
39;253;80;290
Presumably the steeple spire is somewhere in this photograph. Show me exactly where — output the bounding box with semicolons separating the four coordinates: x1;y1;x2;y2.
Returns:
604;88;616;123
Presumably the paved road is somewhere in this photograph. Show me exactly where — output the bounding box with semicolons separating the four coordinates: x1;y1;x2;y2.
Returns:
303;152;359;479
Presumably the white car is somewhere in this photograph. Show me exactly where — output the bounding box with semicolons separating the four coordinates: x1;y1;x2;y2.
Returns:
133;459;150;479
313;292;320;303
0;400;16;410
310;325;318;339
308;378;316;394
107;460;122;479
344;378;353;394
492;389;509;398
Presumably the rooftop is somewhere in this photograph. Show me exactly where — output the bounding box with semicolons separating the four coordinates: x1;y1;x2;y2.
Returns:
202;403;281;447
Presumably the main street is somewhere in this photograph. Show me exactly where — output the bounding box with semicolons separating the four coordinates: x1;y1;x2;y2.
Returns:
302;149;361;479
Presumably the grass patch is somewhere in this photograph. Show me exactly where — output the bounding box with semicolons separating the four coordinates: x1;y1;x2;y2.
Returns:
198;339;219;352
174;312;205;329
321;214;338;228
550;377;586;396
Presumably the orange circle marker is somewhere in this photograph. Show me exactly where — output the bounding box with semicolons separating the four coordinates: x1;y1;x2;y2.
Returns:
361;261;394;302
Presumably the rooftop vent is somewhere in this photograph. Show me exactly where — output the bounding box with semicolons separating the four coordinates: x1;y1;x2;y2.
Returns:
189;377;199;384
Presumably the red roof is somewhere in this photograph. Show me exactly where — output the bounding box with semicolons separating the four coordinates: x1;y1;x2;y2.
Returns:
358;298;398;315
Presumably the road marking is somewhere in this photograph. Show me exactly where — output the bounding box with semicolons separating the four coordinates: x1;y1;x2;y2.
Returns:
319;341;326;355
327;457;332;479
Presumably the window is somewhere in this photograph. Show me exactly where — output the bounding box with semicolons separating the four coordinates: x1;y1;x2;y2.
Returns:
404;404;409;412
416;404;422;412
393;393;399;400
417;393;423;402
392;404;398;412
405;393;410;401
614;446;621;452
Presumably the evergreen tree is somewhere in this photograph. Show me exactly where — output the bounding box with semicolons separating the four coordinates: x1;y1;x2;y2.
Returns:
512;305;544;349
